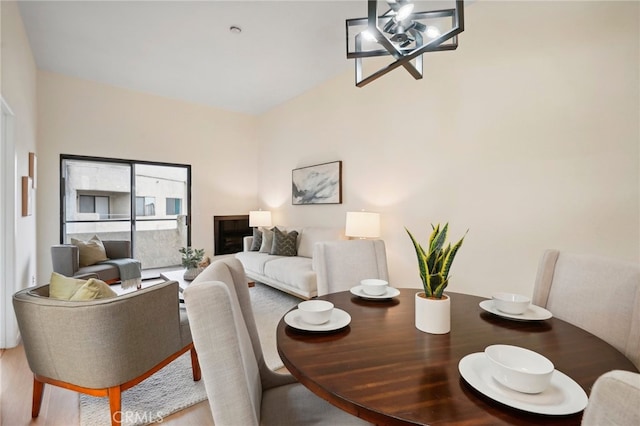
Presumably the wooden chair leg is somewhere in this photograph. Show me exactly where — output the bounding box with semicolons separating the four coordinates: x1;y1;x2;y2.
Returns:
190;347;201;381
32;377;45;418
108;386;122;426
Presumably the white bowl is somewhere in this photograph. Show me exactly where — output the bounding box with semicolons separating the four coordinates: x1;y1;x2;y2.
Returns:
297;300;334;325
360;279;389;296
492;292;531;315
485;344;554;394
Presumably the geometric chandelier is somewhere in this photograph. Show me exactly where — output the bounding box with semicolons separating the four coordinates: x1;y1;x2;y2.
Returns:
346;0;465;87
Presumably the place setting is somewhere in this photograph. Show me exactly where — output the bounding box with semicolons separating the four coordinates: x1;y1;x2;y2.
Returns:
349;278;400;301
284;300;351;332
458;344;588;416
479;292;553;321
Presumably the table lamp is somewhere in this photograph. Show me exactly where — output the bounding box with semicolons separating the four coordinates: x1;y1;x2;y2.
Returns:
249;210;272;228
345;211;380;239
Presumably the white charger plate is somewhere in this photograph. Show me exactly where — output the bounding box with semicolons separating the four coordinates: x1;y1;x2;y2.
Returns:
479;300;553;321
284;308;351;332
458;353;588;415
350;285;400;300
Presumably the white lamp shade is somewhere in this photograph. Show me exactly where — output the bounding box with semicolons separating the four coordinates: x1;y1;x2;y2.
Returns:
345;211;380;238
249;210;272;227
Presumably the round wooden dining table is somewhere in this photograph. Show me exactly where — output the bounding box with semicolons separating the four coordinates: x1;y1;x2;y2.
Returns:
276;289;638;426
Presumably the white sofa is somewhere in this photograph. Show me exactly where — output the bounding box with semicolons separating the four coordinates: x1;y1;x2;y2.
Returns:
235;227;345;299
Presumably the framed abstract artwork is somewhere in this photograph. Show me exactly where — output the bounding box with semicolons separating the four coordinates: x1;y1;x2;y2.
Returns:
292;161;342;205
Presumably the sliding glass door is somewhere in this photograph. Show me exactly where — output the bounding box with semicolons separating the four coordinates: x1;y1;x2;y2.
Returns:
61;155;191;269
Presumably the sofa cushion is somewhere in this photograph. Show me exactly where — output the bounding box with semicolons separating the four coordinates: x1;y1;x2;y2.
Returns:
71;235;109;267
263;257;316;293
259;228;275;253
271;227;298;256
297;227;345;258
250;228;262;251
235;251;284;275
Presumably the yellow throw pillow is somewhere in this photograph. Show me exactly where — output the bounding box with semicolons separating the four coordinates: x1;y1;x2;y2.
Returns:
49;272;87;300
71;235;108;267
69;278;117;301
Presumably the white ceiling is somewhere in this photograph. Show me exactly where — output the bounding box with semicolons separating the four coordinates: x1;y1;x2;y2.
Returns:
18;1;462;115
18;0;378;115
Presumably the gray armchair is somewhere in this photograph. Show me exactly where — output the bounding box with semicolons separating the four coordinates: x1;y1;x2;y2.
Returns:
13;280;200;426
581;370;640;425
51;240;133;283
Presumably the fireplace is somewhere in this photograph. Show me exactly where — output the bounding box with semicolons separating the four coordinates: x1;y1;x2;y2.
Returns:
213;215;252;255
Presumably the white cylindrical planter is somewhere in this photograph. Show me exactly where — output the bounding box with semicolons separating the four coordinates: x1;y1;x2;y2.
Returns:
415;292;451;334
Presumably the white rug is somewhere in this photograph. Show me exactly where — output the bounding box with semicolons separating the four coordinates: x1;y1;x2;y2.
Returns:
79;282;300;425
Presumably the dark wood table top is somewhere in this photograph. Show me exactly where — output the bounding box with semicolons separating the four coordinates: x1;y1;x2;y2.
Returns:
276;290;638;426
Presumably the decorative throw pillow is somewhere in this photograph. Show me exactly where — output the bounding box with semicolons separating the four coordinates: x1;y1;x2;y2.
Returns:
270;227;299;256
69;278;117;301
49;272;88;300
250;228;263;251
259;228;275;253
49;272;117;301
71;235;108;267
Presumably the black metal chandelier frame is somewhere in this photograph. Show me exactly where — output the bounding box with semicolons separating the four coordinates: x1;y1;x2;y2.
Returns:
346;0;465;87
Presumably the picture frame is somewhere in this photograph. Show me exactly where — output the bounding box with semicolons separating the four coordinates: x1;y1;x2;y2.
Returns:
292;161;342;205
28;152;37;188
22;176;33;216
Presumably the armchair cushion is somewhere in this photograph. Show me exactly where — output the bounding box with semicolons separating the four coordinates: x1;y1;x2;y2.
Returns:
49;272;116;301
49;272;88;300
71;235;108;267
69;279;117;301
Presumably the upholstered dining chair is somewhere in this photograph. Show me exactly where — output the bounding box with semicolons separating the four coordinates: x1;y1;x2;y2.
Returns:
13;280;200;426
532;249;640;369
313;239;389;296
581;370;640;425
184;257;371;426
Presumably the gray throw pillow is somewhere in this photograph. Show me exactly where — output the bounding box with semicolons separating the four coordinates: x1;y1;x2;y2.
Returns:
259;228;274;253
250;228;262;251
270;227;298;256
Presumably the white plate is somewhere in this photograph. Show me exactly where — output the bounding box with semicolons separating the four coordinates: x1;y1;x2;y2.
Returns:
458;353;588;416
350;285;400;300
284;308;351;332
479;300;553;321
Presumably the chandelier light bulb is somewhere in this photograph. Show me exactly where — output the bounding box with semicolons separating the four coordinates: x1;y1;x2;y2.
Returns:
426;26;441;39
361;30;378;42
395;3;414;21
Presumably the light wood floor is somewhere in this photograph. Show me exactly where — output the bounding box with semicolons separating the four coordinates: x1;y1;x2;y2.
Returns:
0;344;215;426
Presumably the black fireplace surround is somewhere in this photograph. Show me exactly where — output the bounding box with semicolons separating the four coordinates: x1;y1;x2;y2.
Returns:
213;215;252;255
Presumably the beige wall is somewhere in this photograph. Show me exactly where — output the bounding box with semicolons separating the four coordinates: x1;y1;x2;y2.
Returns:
1;0;38;346
256;0;640;298
36;72;259;282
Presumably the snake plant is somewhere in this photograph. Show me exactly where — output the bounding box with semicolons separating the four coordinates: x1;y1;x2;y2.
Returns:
406;223;466;299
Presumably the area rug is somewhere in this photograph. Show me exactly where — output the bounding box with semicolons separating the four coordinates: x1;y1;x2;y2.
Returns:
79;282;300;425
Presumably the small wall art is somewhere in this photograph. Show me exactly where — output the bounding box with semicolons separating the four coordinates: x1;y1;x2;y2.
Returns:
22;176;33;216
292;161;342;205
28;152;37;188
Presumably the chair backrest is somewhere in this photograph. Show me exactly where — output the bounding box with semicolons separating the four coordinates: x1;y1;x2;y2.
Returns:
13;280;185;388
532;249;640;369
184;258;263;426
313;239;389;296
581;370;640;426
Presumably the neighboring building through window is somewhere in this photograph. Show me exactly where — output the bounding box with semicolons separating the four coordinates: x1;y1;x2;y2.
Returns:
166;198;181;215
78;194;110;218
136;196;156;217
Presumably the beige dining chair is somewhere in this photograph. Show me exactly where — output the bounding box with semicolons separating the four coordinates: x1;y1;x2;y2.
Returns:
532;249;640;369
313;239;389;296
581;370;640;425
13;280;200;426
183;257;371;426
